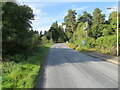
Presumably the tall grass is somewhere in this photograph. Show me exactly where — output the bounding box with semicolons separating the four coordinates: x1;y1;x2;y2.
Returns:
66;43;112;55
0;62;2;90
2;44;52;88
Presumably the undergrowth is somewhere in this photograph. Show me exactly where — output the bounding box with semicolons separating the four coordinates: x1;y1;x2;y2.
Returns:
2;44;52;88
66;43;114;55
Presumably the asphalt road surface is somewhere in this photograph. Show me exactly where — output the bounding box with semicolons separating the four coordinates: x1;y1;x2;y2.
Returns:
36;43;118;88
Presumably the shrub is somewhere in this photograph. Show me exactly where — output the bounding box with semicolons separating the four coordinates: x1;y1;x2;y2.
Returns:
75;46;89;52
2;44;52;88
66;43;76;49
95;35;117;55
84;37;96;48
72;22;86;45
95;35;117;49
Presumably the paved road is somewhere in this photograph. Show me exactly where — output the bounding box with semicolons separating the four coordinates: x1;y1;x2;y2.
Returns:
36;43;118;88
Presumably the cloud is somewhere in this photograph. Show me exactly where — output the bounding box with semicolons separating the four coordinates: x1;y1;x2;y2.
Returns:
58;23;62;26
31;16;64;33
30;5;42;15
25;3;52;33
75;7;87;11
32;16;63;27
35;26;50;34
107;5;117;12
63;6;87;18
105;5;117;20
26;4;47;16
19;2;87;33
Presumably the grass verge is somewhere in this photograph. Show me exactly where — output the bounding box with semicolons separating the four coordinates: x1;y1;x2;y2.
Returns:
0;64;1;90
2;43;52;88
66;43;112;55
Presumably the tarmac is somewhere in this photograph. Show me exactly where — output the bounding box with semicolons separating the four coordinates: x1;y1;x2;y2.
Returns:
82;51;119;65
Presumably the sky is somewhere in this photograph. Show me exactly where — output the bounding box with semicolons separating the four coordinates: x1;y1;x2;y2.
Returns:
18;1;119;34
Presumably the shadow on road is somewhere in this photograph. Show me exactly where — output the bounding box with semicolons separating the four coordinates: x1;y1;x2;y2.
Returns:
35;45;118;88
46;47;105;67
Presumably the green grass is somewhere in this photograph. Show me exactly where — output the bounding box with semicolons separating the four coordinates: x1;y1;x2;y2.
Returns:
66;43;76;49
66;43;112;55
0;64;2;90
2;43;52;88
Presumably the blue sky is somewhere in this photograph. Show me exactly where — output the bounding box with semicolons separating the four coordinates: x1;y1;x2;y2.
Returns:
21;2;118;33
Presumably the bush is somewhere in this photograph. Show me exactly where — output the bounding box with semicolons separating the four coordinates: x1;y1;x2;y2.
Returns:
95;35;117;55
72;22;86;45
84;37;96;48
66;43;76;49
2;44;52;88
75;47;86;51
95;35;117;49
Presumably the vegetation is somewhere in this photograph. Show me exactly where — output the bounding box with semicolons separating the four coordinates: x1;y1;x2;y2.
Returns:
42;7;120;56
2;2;42;59
0;63;1;90
2;44;51;88
44;21;67;43
63;9;77;40
2;1;120;89
2;2;52;88
63;8;120;55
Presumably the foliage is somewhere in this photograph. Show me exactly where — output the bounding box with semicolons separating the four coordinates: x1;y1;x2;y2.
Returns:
89;8;105;39
44;21;67;43
2;2;51;88
67;42;111;55
102;24;115;36
66;43;76;49
84;37;96;48
108;11;120;30
66;9;118;55
2;44;52;88
58;25;68;42
0;64;1;90
49;21;59;42
2;2;41;60
70;22;86;44
77;11;92;24
63;9;77;40
2;2;120;89
95;35;117;49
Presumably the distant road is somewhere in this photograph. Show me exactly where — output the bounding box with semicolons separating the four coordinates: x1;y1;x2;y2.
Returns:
36;43;118;88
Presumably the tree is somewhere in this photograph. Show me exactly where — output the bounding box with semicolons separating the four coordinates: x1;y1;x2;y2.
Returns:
39;31;43;37
2;2;41;57
49;21;59;42
108;11;120;30
102;24;115;36
58;25;67;42
44;21;67;42
89;8;105;39
64;9;77;40
77;11;92;23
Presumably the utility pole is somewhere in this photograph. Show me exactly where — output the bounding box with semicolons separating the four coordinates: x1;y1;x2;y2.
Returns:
107;1;120;56
117;1;120;56
84;20;89;37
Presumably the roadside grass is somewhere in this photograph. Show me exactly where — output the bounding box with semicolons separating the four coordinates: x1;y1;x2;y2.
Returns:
66;43;76;49
2;43;52;88
0;76;1;90
66;43;111;55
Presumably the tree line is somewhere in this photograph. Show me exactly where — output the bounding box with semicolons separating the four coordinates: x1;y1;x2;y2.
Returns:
2;1;120;59
43;8;120;55
44;8;120;41
2;2;41;61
